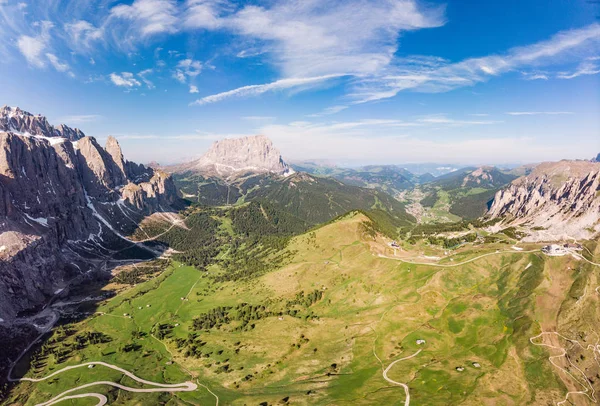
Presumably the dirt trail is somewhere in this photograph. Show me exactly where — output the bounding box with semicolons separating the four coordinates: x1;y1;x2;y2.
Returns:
10;361;197;406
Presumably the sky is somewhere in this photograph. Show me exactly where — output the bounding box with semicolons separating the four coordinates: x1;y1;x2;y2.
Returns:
0;0;599;166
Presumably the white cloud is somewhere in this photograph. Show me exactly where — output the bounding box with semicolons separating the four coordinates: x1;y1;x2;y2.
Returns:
111;0;179;37
225;1;445;78
17;21;53;68
64;20;104;52
110;72;142;87
521;71;549;80
308;105;348;117
242;116;275;121
138;68;155;88
417;116;501;125
57;114;102;124
173;70;186;83
189;85;199;93
173;58;202;84
350;23;600;103
46;53;70;72
191;74;345;105
557;59;600;79
506;111;574;116
184;0;228;30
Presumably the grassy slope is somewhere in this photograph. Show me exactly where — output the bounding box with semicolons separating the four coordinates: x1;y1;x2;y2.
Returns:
7;213;599;405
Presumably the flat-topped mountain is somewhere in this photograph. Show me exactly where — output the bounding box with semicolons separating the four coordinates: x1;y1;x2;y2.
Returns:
170;135;293;178
0;105;85;141
0;107;179;321
486;160;600;240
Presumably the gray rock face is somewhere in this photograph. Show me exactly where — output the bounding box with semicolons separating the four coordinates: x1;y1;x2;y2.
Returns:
486;160;600;241
171;135;293;178
0;106;84;141
0;108;178;321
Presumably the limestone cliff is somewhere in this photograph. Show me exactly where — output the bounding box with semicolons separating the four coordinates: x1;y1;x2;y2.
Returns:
0;108;179;321
486;160;600;241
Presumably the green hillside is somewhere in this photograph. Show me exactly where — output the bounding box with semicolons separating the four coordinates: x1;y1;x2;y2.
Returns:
6;211;599;405
173;171;415;226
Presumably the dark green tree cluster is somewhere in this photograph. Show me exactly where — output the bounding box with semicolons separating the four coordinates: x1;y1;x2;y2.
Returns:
74;331;111;349
427;233;477;248
153;323;174;340
229;201;309;237
192;306;233;330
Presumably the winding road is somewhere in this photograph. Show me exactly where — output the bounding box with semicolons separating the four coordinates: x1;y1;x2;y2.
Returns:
382;349;423;406
9;361;198;406
530;332;600;406
378;248;539;267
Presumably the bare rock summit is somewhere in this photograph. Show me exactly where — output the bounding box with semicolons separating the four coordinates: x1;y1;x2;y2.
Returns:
172;135;293;178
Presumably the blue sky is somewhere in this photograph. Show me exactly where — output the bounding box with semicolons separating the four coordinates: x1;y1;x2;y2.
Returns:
0;0;599;165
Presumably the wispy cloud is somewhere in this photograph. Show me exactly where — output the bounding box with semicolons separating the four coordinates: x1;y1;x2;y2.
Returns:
307;105;349;117
191;74;346;105
557;59;600;79
110;72;142;87
110;0;179;37
417;116;501;125
46;53;72;74
138;69;155;88
17;21;53;68
173;58;202;84
349;23;600;103
521;71;549;80
57;114;102;124
64;20;104;52
506;111;574;116
242;116;275;121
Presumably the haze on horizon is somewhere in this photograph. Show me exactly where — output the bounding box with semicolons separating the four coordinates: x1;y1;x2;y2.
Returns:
1;0;599;166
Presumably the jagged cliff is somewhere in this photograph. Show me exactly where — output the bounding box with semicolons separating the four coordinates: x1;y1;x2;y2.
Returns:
0;106;85;141
170;135;293;178
486;160;600;241
0;108;178;322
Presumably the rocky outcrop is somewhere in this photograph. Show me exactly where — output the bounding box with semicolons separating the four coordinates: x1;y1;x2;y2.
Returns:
170;135;293;178
0;106;84;141
486;160;600;241
0;107;179;322
461;166;516;188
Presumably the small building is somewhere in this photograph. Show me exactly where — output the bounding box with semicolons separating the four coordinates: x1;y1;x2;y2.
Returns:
456;367;465;372
564;243;583;251
416;339;426;345
542;244;568;256
390;241;400;248
472;362;481;368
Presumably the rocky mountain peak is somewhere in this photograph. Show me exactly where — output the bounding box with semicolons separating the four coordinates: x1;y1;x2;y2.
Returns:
173;134;294;178
486;160;600;241
0;105;85;141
